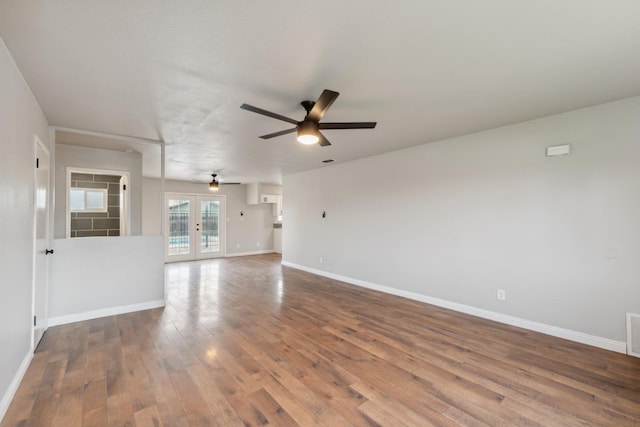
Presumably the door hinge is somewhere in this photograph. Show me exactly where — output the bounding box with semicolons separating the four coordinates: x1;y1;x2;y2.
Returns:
36;158;39;168
123;184;127;190
33;315;37;326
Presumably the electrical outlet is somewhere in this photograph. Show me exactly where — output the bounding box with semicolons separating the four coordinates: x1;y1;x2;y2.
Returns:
497;289;506;301
319;256;323;264
236;243;240;249
256;242;261;247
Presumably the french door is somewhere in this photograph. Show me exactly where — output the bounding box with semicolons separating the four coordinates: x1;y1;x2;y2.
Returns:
165;194;225;262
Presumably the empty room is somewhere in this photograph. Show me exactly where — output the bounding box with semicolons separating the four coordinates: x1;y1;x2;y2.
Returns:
1;1;639;426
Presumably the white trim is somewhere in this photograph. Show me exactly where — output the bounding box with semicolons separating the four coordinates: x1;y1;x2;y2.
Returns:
160;143;165;238
48;299;165;327
225;250;274;258
53;126;164;146
282;261;627;354
626;313;640;358
0;350;33;423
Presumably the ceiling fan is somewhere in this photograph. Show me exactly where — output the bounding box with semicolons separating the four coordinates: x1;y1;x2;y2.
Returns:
241;89;376;147
204;173;241;192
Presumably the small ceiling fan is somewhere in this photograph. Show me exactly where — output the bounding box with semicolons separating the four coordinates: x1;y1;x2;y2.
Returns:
241;89;376;147
203;173;241;192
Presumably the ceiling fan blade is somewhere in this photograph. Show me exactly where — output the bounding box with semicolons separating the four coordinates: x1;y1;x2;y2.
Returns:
307;90;339;122
220;182;241;185
317;132;331;147
319;122;377;130
240;103;298;125
259;127;297;139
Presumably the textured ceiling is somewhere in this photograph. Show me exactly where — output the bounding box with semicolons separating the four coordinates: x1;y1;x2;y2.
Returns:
1;1;640;183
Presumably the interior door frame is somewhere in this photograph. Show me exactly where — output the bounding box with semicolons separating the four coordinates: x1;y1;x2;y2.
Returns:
32;135;50;349
164;192;226;262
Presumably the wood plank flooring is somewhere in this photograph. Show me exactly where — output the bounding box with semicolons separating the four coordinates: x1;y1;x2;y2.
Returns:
3;253;640;426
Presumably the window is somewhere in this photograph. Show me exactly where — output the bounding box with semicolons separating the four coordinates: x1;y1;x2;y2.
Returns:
69;188;108;212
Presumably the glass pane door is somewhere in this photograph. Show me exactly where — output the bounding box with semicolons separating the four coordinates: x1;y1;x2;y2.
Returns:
197;198;221;258
165;194;225;262
166;196;195;262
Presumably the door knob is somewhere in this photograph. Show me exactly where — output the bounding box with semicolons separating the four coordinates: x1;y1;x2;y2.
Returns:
45;249;54;255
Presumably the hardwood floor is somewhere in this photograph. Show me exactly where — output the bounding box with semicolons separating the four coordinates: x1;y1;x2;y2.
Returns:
3;254;640;426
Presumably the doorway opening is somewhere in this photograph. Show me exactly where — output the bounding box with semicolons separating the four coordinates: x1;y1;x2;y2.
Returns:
165;193;226;262
66;167;130;238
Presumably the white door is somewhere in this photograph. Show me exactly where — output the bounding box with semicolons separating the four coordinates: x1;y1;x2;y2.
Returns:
166;195;195;262
165;194;225;262
33;137;50;348
195;197;223;259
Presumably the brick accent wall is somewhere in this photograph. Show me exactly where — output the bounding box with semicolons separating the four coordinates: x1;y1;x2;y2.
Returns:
70;173;121;237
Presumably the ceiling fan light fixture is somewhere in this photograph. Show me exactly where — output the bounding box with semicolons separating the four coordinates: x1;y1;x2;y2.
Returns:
297;134;319;145
209;174;219;191
297;121;319;145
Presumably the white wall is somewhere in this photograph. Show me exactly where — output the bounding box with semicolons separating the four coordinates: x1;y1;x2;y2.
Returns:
48;236;165;323
142;177;163;236
142;178;277;255
53;143;143;238
283;97;640;346
0;39;49;417
260;184;283;196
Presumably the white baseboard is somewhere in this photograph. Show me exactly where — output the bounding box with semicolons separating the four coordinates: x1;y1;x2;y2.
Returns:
225;250;274;258
281;261;627;354
0;349;33;423
48;299;166;327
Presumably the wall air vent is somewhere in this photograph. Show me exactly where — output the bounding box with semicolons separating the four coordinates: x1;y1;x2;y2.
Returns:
322;159;334;163
546;144;571;157
627;313;640;357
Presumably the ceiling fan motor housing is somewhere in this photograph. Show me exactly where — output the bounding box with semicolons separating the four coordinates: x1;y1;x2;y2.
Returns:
298;120;319;133
301;100;315;115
